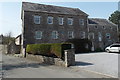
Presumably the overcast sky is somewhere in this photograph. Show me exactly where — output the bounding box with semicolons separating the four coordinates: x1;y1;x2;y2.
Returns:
0;1;119;37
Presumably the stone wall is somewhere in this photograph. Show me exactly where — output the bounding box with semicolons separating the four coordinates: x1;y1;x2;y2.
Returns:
26;49;75;67
22;11;88;48
88;23;118;51
64;49;75;67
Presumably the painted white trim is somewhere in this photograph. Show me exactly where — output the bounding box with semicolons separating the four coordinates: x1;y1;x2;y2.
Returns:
34;15;41;24
68;18;73;25
47;16;53;24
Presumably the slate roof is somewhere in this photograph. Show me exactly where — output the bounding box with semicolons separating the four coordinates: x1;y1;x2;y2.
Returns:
88;18;117;26
22;2;88;16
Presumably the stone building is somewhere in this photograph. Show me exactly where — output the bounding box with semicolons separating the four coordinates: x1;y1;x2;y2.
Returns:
88;18;118;51
21;2;88;55
21;2;119;54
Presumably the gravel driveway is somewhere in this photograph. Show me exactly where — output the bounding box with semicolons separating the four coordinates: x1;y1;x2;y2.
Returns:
75;52;118;78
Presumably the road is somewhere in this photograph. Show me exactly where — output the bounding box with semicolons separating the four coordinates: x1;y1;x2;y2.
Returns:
75;52;118;78
1;53;111;78
0;45;3;79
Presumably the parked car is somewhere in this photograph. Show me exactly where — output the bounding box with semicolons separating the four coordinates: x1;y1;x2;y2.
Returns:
105;43;120;53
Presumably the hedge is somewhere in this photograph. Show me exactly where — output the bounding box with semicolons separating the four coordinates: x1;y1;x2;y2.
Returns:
26;43;72;59
26;44;51;55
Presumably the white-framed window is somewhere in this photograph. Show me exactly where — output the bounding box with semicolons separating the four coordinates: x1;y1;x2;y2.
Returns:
34;15;41;24
35;31;42;39
79;19;84;25
98;32;102;41
88;33;94;39
52;31;58;39
47;16;53;24
58;17;64;25
106;33;110;39
80;31;85;39
68;31;74;39
68;18;73;25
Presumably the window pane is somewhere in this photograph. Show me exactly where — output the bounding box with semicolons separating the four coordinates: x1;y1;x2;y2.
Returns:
68;31;74;39
52;31;58;39
79;19;84;25
68;18;73;25
80;31;85;39
48;17;53;24
35;31;42;39
106;33;110;39
98;32;102;41
34;16;40;24
59;17;63;25
88;33;94;39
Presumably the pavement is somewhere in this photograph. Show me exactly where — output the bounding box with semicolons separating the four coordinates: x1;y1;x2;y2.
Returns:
75;52;118;78
0;45;3;79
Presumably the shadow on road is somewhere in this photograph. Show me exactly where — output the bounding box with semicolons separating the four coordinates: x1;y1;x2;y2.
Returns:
75;61;93;66
2;62;51;71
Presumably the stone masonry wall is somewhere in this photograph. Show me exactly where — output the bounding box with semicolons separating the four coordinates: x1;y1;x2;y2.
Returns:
26;49;75;67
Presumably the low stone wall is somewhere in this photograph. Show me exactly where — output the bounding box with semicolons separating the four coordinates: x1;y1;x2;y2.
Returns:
26;54;66;67
26;49;75;67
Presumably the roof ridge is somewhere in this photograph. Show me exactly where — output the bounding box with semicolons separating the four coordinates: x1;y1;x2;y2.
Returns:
22;2;78;10
22;2;88;16
89;18;106;20
106;19;117;26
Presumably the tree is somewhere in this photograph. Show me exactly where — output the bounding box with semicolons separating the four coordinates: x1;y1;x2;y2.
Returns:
109;10;120;41
109;10;120;25
3;32;15;45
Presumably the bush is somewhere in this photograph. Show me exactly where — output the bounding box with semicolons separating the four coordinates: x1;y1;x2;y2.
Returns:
26;43;72;59
65;38;92;53
26;44;51;55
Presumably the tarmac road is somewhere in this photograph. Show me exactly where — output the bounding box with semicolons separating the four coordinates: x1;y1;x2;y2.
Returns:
75;52;118;78
1;53;111;78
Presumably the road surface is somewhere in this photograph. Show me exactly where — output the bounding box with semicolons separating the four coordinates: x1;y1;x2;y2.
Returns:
75;52;118;78
1;53;111;78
